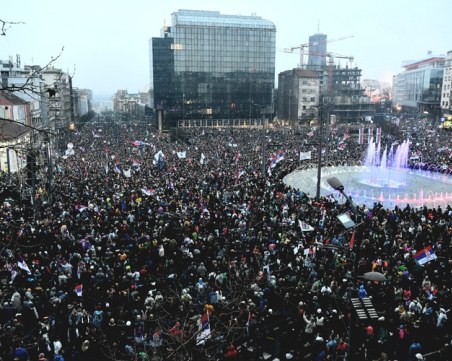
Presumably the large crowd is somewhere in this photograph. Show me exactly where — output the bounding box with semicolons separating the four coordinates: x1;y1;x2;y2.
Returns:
0;117;450;361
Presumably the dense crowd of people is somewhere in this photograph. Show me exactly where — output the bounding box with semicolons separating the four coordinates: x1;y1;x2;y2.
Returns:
0;118;450;361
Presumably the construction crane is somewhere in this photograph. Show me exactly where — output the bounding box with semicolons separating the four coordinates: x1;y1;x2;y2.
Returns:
326;52;354;67
283;35;354;68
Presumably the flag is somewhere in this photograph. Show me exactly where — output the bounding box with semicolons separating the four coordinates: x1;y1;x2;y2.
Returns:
177;151;186;159
349;230;356;250
246;311;252;336
367;128;373;144
17;259;31;274
307;131;314;137
114;163;121;174
234;151;241;162
299;151;312;161
358;128;364;145
414;246;437;265
236;169;246;179
130;140;149;147
342;132;350;141
337;142;346;150
270;150;285;168
200;153;206;165
141;188;155;196
154;151;165;170
298;220;314;232
75;284;83;297
154;150;164;162
196;312;211;345
76;205;88;213
92;131;101;138
375;128;382;144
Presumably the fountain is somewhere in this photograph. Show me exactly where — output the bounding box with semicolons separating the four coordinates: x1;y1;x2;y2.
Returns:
284;139;452;209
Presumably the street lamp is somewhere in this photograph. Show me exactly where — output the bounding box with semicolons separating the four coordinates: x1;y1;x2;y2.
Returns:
315;100;332;199
326;176;361;217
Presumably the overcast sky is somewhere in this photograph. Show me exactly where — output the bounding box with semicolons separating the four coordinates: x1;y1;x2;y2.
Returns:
2;0;451;100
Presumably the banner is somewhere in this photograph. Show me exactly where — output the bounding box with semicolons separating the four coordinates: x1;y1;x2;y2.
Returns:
298;220;314;232
176;151;186;159
299;151;312;161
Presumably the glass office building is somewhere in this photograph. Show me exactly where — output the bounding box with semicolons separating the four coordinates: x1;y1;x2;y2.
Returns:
393;57;445;116
149;10;276;126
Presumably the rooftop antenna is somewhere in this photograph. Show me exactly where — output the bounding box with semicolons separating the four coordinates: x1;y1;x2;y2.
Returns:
317;20;320;33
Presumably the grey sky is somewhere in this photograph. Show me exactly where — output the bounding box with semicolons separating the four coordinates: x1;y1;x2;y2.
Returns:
2;0;451;100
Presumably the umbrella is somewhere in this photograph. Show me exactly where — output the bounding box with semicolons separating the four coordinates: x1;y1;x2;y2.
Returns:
363;272;387;282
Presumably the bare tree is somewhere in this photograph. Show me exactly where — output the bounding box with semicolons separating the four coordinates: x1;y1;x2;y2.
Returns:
0;19;25;36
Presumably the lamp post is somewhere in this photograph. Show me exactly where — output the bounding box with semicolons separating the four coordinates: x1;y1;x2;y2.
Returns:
315;100;332;199
327;176;373;361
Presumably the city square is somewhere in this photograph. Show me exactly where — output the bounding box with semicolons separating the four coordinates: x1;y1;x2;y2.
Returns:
1;2;451;361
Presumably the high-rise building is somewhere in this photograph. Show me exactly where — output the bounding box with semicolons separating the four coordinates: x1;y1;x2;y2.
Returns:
393;56;445;118
149;9;276;127
307;33;327;71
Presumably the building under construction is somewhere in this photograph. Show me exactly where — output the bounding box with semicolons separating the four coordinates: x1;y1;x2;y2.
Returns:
277;33;375;125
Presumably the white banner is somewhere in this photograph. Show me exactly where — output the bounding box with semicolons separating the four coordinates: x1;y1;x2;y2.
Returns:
299;151;312;161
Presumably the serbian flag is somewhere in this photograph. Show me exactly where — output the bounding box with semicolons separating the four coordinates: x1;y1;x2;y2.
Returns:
141;188;155;196
270;150;285;168
17;258;32;274
75;284;83;297
196;312;211;345
414;246;437;265
349;230;356;250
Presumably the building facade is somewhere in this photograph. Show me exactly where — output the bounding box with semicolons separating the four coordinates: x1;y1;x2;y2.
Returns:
393;56;445;118
440;50;452;118
327;66;374;123
277;69;320;126
149;9;276;127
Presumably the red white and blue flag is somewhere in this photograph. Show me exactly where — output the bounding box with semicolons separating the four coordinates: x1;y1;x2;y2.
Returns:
269;150;285;168
17;258;31;274
196;312;211;345
414;246;437;265
75;284;83;297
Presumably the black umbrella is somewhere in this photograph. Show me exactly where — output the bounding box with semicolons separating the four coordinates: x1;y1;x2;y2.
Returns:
363;272;387;282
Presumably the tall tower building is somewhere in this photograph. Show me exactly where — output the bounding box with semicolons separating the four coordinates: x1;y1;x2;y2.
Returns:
149;9;276;127
307;33;327;71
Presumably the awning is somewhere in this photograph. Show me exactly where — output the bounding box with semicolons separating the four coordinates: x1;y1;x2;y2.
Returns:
0;118;30;141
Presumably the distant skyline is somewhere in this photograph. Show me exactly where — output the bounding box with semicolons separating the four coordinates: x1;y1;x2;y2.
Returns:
2;0;451;100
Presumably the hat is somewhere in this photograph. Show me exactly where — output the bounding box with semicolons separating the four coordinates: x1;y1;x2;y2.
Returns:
109;318;116;326
285;353;293;359
415;353;424;360
317;308;322;314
